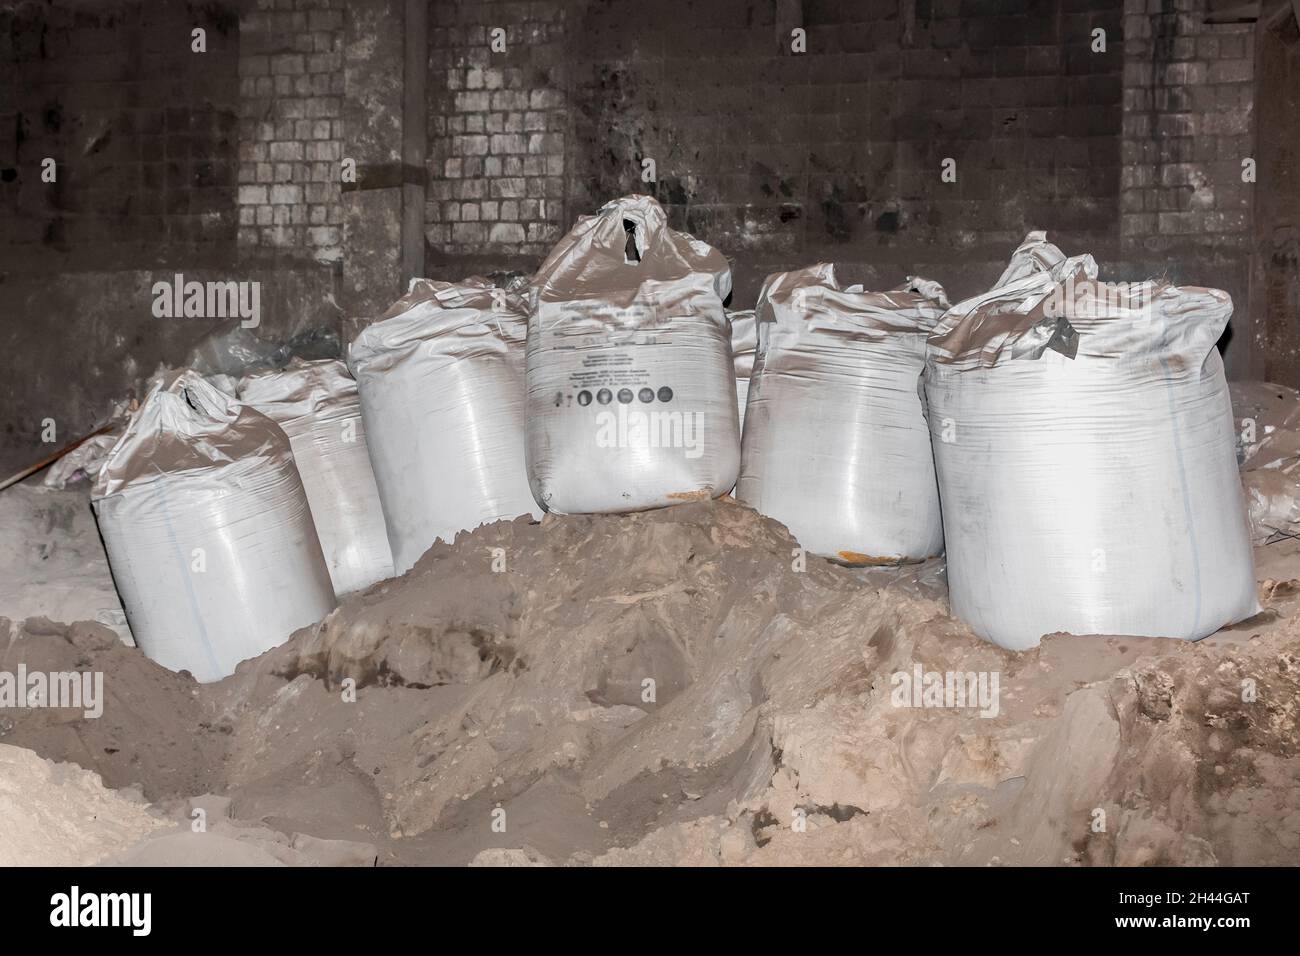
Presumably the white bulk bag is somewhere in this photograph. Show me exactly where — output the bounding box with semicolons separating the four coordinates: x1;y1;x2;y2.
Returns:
729;309;757;431
349;278;540;573
925;231;1257;650
91;371;336;682
526;195;739;513
238;359;394;594
736;264;948;562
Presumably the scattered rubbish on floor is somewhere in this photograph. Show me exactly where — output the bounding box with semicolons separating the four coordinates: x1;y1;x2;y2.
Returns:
1230;380;1300;544
0;482;131;644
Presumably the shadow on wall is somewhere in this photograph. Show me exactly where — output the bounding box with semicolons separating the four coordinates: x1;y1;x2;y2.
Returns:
0;265;341;479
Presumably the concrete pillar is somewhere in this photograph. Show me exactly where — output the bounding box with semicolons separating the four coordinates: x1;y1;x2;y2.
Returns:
402;0;428;286
339;0;406;345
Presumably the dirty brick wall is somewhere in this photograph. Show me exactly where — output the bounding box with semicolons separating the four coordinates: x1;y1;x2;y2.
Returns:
0;0;349;478
1120;0;1253;250
1253;4;1300;383
236;0;345;261
425;0;570;276
0;0;1276;477
569;0;1127;304
425;0;1129;302
422;0;1259;377
0;0;243;477
1120;0;1257;376
0;0;240;274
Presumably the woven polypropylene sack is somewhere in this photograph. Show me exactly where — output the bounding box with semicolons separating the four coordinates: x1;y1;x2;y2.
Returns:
238;359;394;594
925;232;1257;650
91;371;336;682
526;195;739;513
736;264;949;562
349;278;540;573
729;309;757;432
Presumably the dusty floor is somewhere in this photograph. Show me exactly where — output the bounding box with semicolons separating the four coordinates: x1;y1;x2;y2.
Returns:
0;484;129;644
1;496;1298;866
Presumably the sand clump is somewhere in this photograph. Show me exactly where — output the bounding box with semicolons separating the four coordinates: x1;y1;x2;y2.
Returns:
0;744;169;866
1;499;1299;866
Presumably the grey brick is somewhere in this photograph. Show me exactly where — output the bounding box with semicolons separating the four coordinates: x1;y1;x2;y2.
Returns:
489;222;526;244
238;185;268;205
269;141;304;161
270;54;306;75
